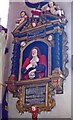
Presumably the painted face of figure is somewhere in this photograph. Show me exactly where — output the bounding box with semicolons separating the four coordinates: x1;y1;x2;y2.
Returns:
32;22;36;27
32;48;38;57
20;11;26;18
32;106;36;111
49;2;54;7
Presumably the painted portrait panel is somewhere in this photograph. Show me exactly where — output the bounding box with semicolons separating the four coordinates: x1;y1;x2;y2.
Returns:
20;40;51;81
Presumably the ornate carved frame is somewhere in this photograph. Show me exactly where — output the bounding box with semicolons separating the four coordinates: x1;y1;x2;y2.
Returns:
16;83;56;113
18;38;51;81
5;1;69;114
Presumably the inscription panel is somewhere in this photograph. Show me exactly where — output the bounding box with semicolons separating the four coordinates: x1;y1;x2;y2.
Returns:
25;85;46;106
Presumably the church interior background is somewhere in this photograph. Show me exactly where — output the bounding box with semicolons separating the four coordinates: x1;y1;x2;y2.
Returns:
0;0;72;119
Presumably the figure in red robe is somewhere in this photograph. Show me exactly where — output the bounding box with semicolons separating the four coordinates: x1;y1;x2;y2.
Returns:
21;47;47;80
30;106;39;120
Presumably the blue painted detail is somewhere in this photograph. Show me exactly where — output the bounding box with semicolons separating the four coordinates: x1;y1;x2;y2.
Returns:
45;15;58;21
53;23;64;30
59;34;63;70
51;32;62;71
18;33;27;38
18;21;28;31
2;86;8;120
27;27;46;40
11;43;20;79
14;33;27;38
46;26;54;32
25;1;48;8
26;25;54;41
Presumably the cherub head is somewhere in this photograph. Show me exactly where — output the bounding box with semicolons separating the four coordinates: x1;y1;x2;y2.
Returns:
32;20;37;27
48;1;55;7
32;106;37;111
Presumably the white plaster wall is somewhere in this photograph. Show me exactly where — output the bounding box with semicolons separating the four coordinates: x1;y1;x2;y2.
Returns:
0;31;7;103
5;1;71;118
0;30;7;119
